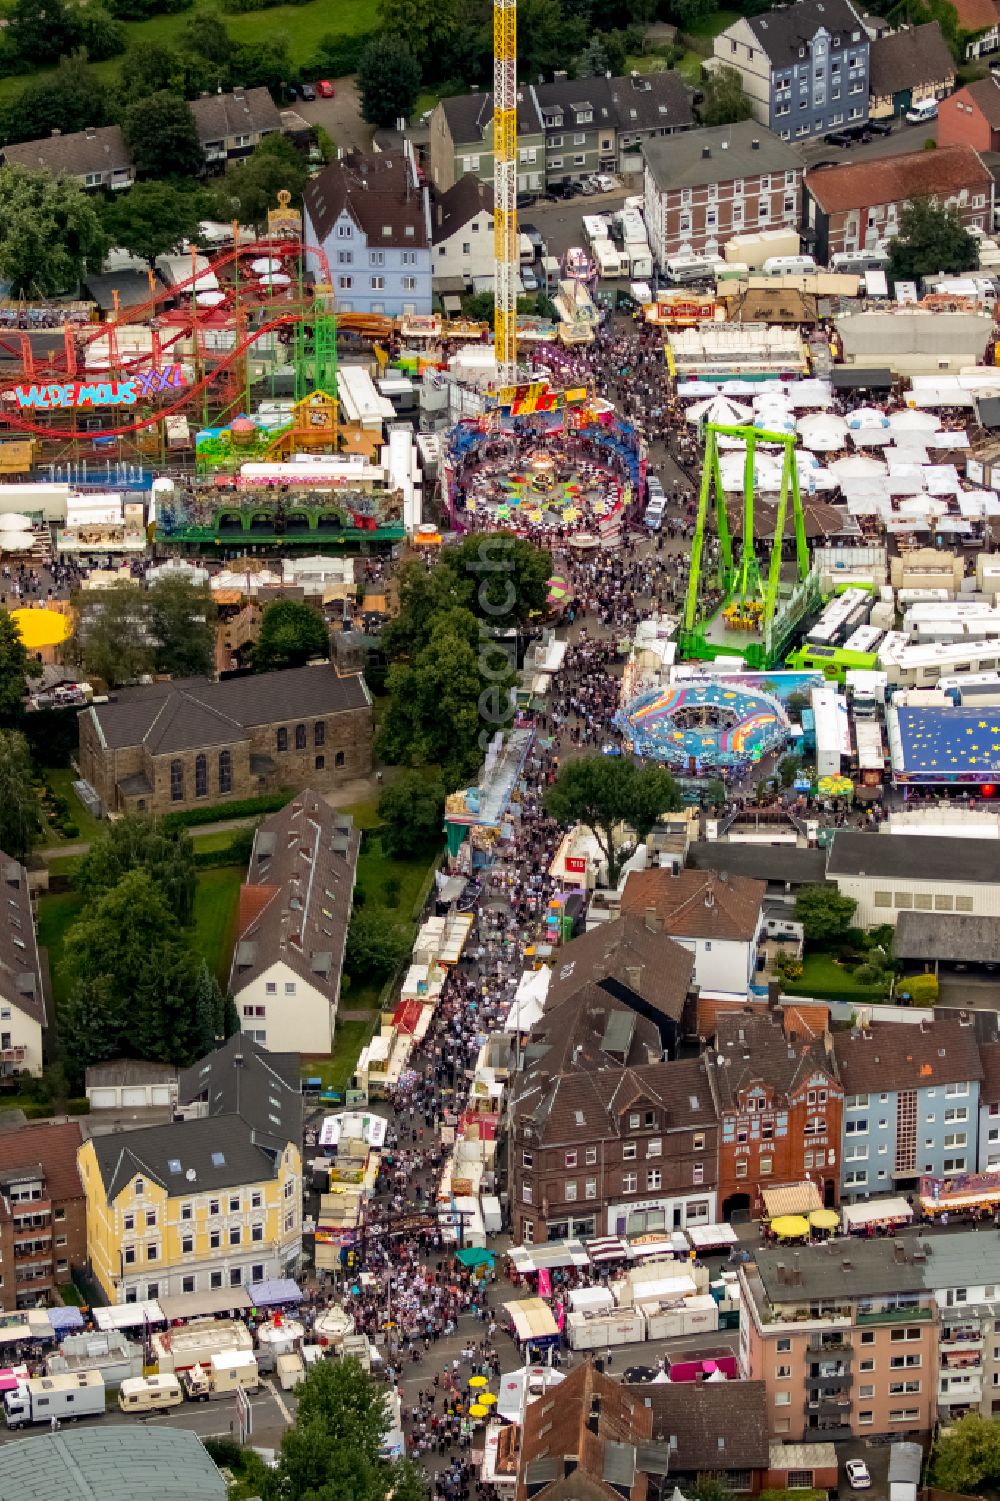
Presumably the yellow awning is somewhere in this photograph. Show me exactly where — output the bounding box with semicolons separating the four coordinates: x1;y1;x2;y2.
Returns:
771;1215;811;1239
810;1209;840;1229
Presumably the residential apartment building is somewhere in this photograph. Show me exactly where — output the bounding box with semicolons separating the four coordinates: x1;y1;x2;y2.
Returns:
189;86;281;168
739;1238;939;1439
428;73;693;194
939;73;1000;152
824;830;1000;930
833;1018;984;1198
950;0;1000;59
621;867;766;999
0;1122;86;1310
0;850;45;1081
78;664;373;818
78;1113;301;1304
431;175;495;289
509;988;718;1245
704;1008;843;1220
922;1231;1000;1420
643;121;804;266
868;22;955;120
1;126;134;191
802;145;993;263
304;147;432;318
713;0;870;142
978;1041;1000;1171
229;790;359;1054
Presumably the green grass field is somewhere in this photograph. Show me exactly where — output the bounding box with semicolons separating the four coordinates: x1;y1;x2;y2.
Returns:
302;1016;375;1093
0;0;372;102
783;951;890;1004
35;889;85;1008
192;864;242;982
40;767;104;848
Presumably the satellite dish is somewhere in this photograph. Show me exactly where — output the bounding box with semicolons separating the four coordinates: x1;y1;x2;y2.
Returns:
186;1168;197;1181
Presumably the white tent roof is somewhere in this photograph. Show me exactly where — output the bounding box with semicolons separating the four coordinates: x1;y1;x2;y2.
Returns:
847;407;889;429
889;407;938;431
685;394;752;426
829;454;887;479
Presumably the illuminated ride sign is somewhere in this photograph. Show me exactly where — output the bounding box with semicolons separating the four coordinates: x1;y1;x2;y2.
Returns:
14;365;187;411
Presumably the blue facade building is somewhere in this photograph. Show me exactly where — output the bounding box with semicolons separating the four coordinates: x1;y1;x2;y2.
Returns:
834;1019;984;1199
304;148;432;319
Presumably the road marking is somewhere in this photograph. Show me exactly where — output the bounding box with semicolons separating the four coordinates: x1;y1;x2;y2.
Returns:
266;1377;294;1425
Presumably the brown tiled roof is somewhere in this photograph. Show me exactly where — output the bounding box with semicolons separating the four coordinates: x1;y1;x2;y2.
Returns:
0;1121;83;1205
704;1009;840;1113
530;984;663;1076
237;882;280;937
955;74;1000;127
545;914;693;1024
517;1362;653;1501
633;1378;770;1471
305;150;429;250
2;125;130;178
979;1040;1000;1106
189;87;281;144
869;22;955;99
622;868;764;942
230;789;359;1005
949;0;1000;33
805;144;991;215
833;1018;985;1096
696;996;830;1041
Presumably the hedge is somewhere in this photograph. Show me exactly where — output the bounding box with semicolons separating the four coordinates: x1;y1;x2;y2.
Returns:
161;792;292;831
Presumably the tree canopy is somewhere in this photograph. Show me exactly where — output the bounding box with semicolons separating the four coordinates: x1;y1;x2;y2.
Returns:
377;771;446;858
931;1414;1000;1494
101;181;204;264
794;884;858;946
544;755;682;886
0;729;41;861
699;65;753;127
147;574;217;678
888;196;978;281
254;599;330;672
123;90;203;178
358;35;422;127
345;905;412;985
0;165;105;297
0;608;32;724
211;134;309;226
74;815;198;926
75;584;153;687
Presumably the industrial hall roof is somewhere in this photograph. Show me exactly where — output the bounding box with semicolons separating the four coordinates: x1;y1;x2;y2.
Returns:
894;911;1000;965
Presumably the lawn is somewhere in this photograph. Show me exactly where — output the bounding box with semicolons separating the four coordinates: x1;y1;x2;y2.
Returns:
39;767;104;848
782;950;890;1004
36;889;85;1008
0;0;373;102
191;829;241;855
192;865;242;983
683;7;740;36
302;1016;375;1094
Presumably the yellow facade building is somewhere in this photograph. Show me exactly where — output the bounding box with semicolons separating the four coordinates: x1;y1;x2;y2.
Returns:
78;1116;301;1304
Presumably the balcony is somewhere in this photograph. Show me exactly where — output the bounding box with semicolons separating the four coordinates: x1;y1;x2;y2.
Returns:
808;1335;853;1355
807;1419;852;1438
941;1330;984;1351
856;1305;932;1326
0;1046;26;1064
806;1369;853;1391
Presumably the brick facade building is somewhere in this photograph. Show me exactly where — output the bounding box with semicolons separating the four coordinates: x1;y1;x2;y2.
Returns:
803;144;993;262
644;121;805;266
0;1121;87;1309
79;664;372;817
704;1009;843;1221
938;75;1000;152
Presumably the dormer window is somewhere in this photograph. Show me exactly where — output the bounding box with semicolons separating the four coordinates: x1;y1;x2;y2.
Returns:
798;45;806;57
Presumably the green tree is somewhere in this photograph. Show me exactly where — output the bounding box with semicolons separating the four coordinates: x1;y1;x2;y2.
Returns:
578;34;609;74
358;35;422;128
931;1414;1000;1494
517;0;587;78
0;608;31;724
544;756;682;886
231;37;294;92
778;754;801;788
699;64;752;126
77;8;127;59
0;165;105;297
180;8;233;65
794;884;858;946
440;531;552;623
377;771;446;857
117;39;187;101
669;0;718;27
3;58;112;146
61;869;211;1080
123;90;203;178
888;195;977;281
75;584;153;687
345;907;411;982
147;574;216;678
74;815;198;926
101;181;203;263
0;729;40;860
254;598;329;672
8;0;79;64
378;0;451;68
212;134;309;226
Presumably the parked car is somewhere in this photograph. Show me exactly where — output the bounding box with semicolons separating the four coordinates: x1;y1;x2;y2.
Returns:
824;131;853;147
592;172;617;192
316;79;335;97
867;118;893;136
647;475;665;502
846;1461;871;1490
520;224;544;255
516;191;537;209
580;179;597;195
521;265;539;292
300;82;316;100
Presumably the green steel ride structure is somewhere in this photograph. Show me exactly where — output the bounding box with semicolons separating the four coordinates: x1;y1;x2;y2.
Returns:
679;421;812;669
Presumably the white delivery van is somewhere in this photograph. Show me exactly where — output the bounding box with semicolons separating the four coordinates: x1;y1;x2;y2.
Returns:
762;254;817;276
906;98;938;123
118;1374;184;1413
518;233;534;265
665;254;724;285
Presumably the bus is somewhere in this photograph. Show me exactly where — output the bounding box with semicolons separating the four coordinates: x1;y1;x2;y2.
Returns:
785;643;879;682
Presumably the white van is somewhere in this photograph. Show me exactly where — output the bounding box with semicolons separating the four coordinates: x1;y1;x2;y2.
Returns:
905;98;938;123
118;1375;184;1413
664;254;724;285
762;254;817;276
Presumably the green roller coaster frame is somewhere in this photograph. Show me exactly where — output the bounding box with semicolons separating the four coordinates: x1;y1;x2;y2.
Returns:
680;420;810;659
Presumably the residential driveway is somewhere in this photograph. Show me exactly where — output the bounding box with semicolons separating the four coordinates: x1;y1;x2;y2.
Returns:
296;79;371;153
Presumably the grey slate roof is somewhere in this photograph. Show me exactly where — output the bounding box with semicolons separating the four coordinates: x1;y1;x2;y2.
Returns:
84;664;369;755
177;1032;301;1154
2;125;130;178
643;120;804;193
0;850;45;1029
189;86;280;143
634;1379;770;1471
754;1236;928;1303
744;0;867;68
0;1425;226;1501
688;840;828;886
895;911;1000;964
440;89;544;144
433;174;493;244
90;1113;283;1201
439;72;693;147
228;788;359;1010
827;830;1000;884
868;22;954;98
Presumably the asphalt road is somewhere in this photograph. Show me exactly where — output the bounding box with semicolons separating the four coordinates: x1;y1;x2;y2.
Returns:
520;190;630;263
798;116;937;166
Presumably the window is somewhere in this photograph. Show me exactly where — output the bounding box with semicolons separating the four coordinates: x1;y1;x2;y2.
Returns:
521;1183;532;1203
522;1151;533;1168
371;276;384;291
859;1384;875;1399
693;1162;704;1184
266;982;276;994
277;727;288;752
370;251;384;267
314;721;325;748
170;760;184;802
124;1244;136;1265
586;1147;597;1166
585;1179;597;1199
182;1235;193;1254
146;1243;159;1262
335;751;345;768
145;1210;157;1229
735;1159;748;1178
776;1365;791;1379
182;1275;196;1293
315;755;325;770
860;1356;875;1370
946;1083;969;1097
623;1143;637;1160
295;723;306;750
647;1138;662;1157
760;1157;773;1176
252;1223;264;1242
123;1213;135;1232
775;1391;791;1406
219;750;232;794
209;1198;220;1216
693;1133;705;1151
859;1411;874;1426
647;1169;662;1190
337;251;352;265
565;1151;577;1168
623;1172;637;1193
339;276;353;290
181;1203;193;1221
565;1183;577;1201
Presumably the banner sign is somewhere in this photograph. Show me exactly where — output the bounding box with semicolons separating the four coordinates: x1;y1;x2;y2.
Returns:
15;366;186;411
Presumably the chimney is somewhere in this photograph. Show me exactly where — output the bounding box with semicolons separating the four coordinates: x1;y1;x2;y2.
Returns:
752;138;760;150
85;126;95;140
702;146;712;159
705;888;715;909
233;86;244;101
645;906;662;933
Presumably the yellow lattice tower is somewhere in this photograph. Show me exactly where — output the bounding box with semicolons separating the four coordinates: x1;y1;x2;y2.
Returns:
493;0;517;385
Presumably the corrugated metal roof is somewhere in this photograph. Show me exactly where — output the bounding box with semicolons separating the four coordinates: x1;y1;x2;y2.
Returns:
0;1426;226;1501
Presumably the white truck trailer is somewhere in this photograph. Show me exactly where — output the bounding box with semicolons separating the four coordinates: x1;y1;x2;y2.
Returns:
5;1371;106;1429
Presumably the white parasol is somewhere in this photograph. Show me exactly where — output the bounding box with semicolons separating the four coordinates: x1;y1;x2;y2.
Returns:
685;394;752;427
196;290;227;307
847;406;889;429
829;454;888;479
0;533;34;552
0;513;32;531
251;256;282;275
888;407;938;432
797;412;848;451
